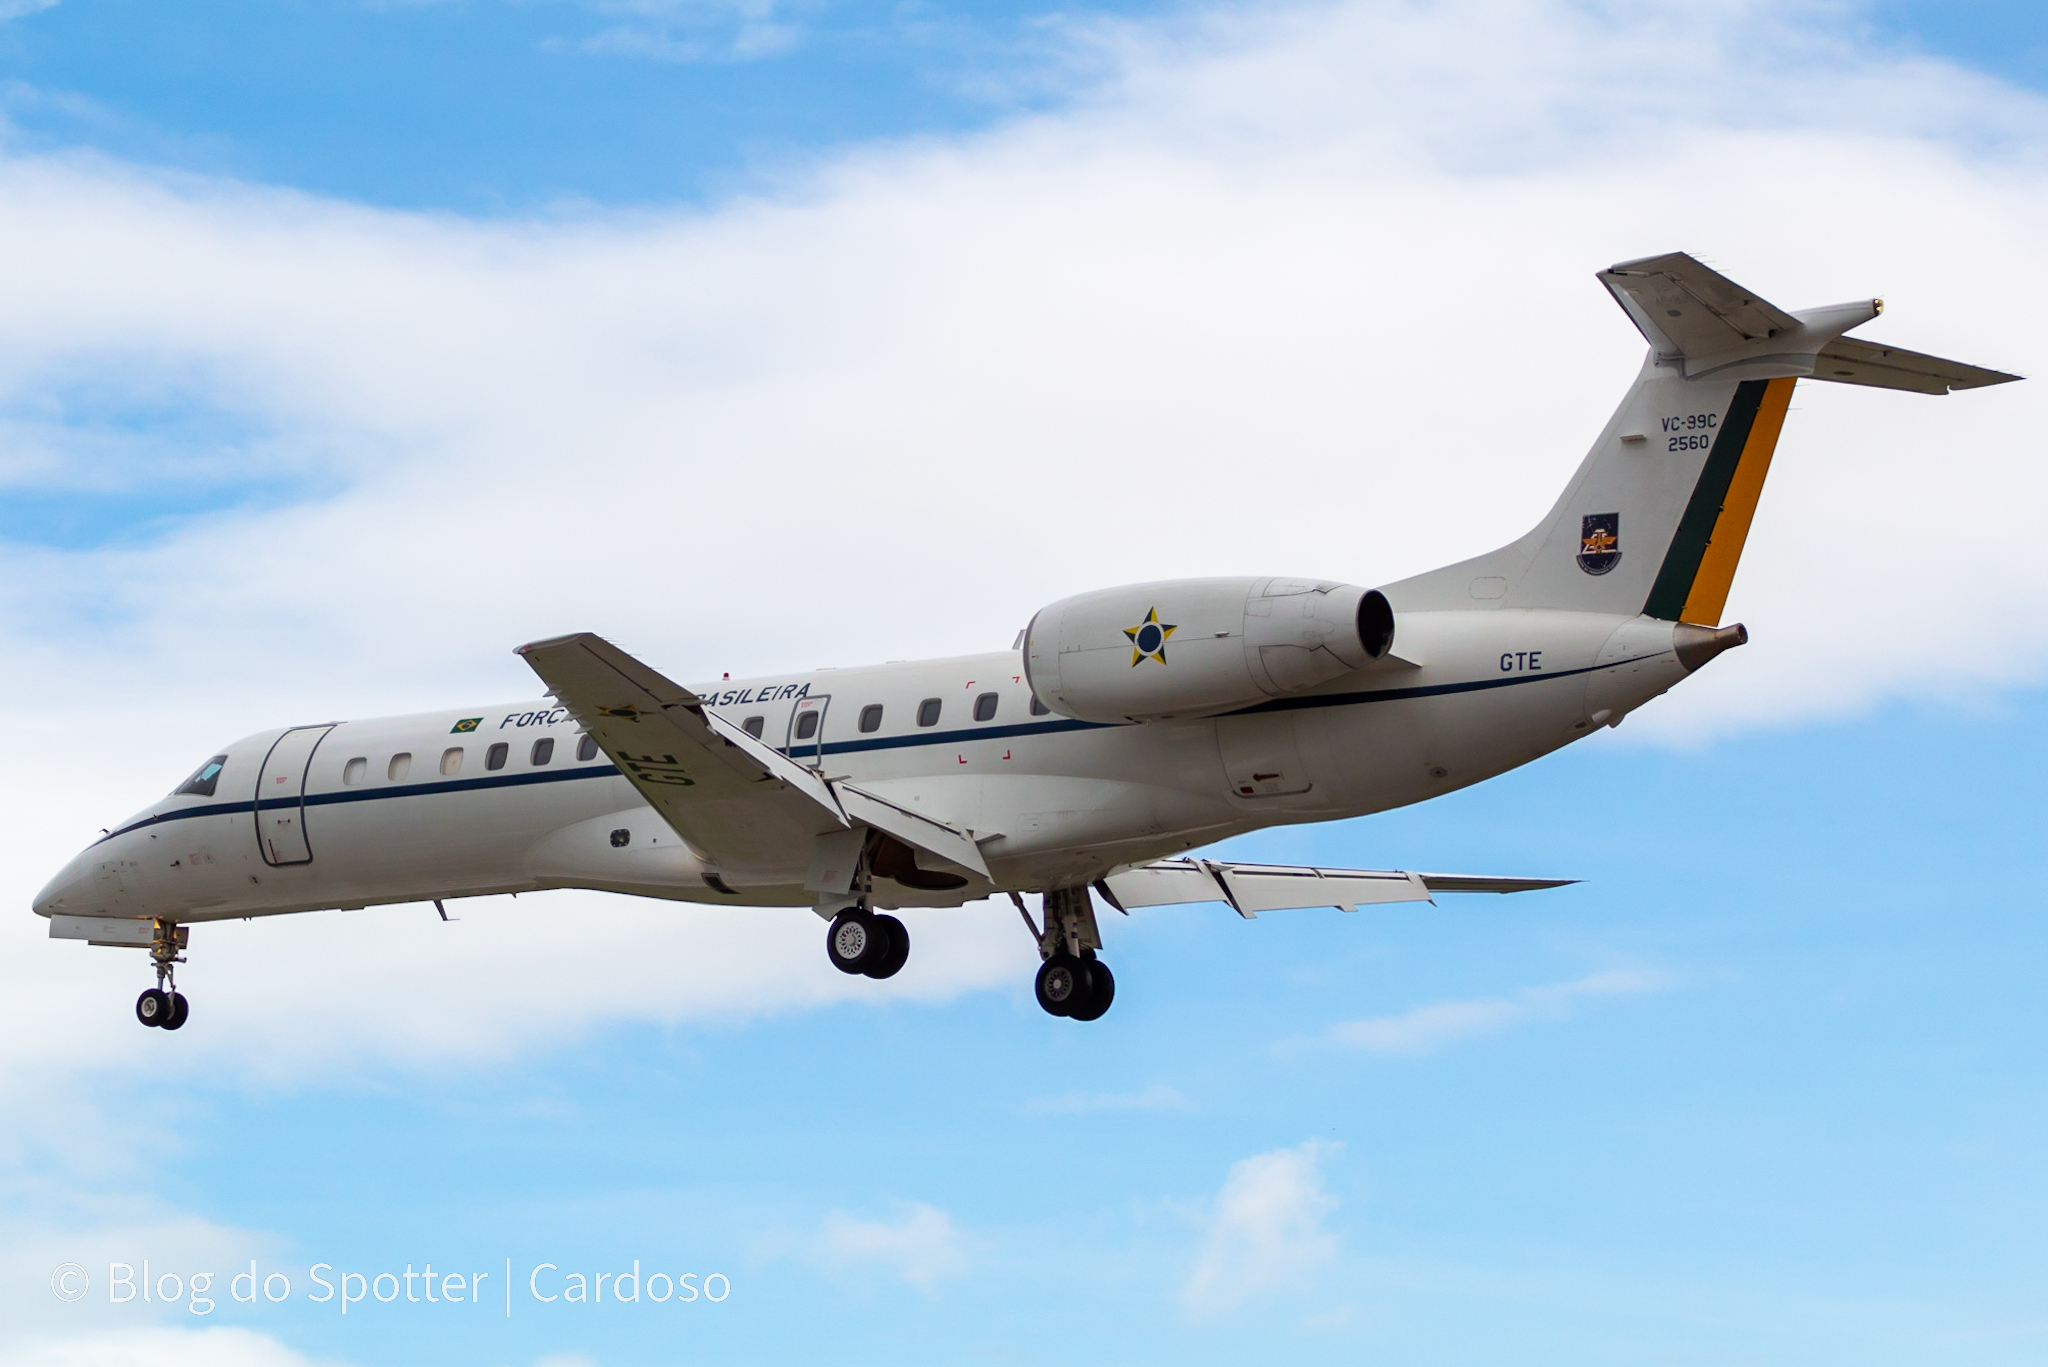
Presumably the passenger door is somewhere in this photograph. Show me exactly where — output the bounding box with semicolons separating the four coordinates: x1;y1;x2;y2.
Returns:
255;724;337;866
787;694;831;771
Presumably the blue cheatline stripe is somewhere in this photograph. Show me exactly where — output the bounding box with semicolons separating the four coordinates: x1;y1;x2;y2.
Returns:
98;655;1662;845
784;715;1109;758
779;654;1657;754
98;763;627;844
1225;654;1654;716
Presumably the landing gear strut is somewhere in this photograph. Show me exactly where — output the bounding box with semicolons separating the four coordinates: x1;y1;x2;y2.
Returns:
136;920;190;1030
1019;887;1116;1021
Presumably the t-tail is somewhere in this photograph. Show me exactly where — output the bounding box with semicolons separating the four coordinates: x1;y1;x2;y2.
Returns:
1387;252;2019;638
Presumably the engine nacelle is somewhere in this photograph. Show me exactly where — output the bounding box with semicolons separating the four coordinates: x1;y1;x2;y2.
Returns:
1023;577;1394;724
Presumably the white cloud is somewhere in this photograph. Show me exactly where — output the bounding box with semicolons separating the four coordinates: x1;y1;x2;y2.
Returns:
1307;969;1669;1055
1183;1141;1340;1315
1025;1081;1190;1114
816;1203;966;1293
0;1329;316;1367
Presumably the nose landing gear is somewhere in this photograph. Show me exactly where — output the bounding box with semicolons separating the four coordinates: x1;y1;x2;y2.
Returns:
1018;887;1117;1021
136;920;190;1030
136;987;188;1029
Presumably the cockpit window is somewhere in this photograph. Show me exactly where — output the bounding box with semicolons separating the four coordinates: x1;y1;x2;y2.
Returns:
175;756;229;798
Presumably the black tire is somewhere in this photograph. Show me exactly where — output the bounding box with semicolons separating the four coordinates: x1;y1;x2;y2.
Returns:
162;992;190;1031
1069;958;1115;1022
863;915;910;980
826;912;883;975
1035;954;1086;1017
135;989;170;1028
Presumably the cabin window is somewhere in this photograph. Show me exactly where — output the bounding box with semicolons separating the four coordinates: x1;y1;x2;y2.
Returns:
486;742;509;771
342;757;368;786
973;692;999;722
576;733;598;762
532;737;555;766
742;716;765;739
388;753;412;781
1030;696;1050;716
794;711;821;741
859;704;884;733
917;698;942;727
440;747;464;776
174;755;228;798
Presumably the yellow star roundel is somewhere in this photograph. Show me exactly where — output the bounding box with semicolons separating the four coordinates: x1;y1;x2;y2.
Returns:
1124;607;1178;666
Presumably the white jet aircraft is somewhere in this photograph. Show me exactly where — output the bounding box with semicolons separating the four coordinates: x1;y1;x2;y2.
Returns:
35;253;2017;1029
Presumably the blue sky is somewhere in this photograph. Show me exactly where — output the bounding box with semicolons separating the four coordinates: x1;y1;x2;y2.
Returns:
3;2;2048;1365
0;1;2038;211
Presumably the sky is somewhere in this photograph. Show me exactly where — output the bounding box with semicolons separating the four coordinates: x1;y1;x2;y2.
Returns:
2;1;2047;1364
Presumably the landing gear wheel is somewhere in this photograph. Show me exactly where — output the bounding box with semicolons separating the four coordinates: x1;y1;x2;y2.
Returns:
826;912;887;975
862;915;910;980
162;992;190;1031
136;989;172;1028
1035;954;1087;1017
1068;958;1115;1021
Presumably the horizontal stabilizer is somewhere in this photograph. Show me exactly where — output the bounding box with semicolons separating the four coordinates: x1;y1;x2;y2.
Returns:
1098;858;1573;918
1600;250;2021;392
1600;251;1803;361
1811;336;2020;394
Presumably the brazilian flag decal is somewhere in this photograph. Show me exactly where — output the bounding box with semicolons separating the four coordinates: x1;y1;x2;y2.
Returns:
450;717;482;734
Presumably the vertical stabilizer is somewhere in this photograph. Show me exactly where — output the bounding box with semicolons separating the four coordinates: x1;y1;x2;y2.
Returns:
1384;253;2017;626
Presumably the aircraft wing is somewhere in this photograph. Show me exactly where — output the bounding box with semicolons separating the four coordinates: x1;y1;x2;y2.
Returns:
515;632;986;890
1097;858;1573;918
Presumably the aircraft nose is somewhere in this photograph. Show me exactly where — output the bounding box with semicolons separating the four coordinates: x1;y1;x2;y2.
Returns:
32;848;97;918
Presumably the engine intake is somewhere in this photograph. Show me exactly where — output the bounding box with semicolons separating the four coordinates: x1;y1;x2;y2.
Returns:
1023;577;1393;724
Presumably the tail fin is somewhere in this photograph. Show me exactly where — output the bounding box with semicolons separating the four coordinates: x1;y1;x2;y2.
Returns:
1387;252;2019;625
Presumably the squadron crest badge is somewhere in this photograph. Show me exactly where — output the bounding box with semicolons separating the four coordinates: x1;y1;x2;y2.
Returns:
1577;512;1621;576
1124;607;1177;666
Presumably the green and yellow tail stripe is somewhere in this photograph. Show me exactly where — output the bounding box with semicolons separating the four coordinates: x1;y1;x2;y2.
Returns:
1643;376;1796;625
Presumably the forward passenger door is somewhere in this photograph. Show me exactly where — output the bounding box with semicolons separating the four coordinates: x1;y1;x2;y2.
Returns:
255;725;337;866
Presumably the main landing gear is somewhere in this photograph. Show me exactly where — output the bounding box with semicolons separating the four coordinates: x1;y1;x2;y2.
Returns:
1019;887;1116;1022
825;910;910;980
136;919;191;1031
